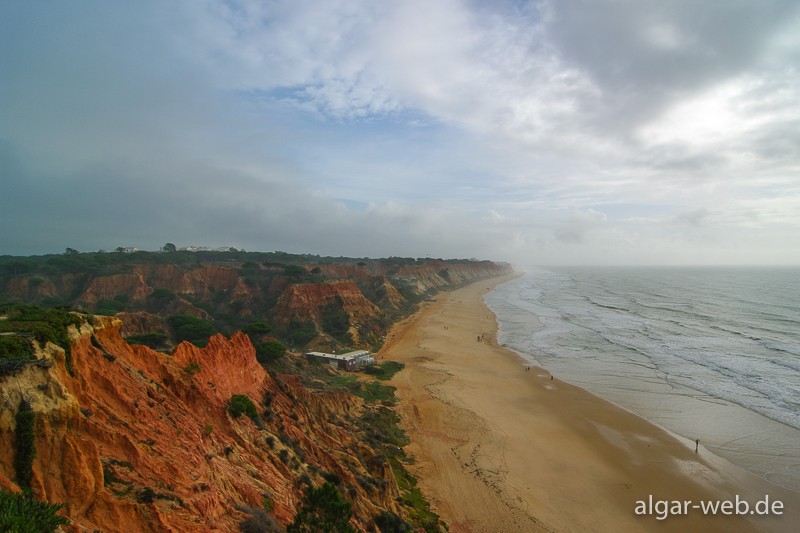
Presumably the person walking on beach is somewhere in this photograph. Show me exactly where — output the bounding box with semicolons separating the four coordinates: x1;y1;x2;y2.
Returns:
695;438;700;453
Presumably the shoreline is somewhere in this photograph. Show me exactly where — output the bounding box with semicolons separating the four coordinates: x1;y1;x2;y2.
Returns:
380;274;800;532
487;271;800;494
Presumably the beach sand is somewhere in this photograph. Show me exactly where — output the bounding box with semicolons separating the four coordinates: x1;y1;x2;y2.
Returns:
381;274;800;532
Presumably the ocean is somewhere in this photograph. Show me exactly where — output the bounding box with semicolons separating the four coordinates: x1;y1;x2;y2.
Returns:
485;267;800;492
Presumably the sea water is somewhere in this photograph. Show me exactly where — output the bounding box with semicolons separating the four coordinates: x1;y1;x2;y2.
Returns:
485;267;800;491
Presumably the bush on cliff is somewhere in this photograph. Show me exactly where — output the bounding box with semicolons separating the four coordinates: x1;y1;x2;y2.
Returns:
285;320;318;346
229;394;261;425
0;304;82;375
237;504;282;533
374;510;413;532
287;482;354;533
124;331;169;349
0;490;69;533
168;314;216;347
243;321;272;335
14;399;36;491
255;341;286;364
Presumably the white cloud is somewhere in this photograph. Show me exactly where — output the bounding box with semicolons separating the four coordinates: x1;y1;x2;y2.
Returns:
2;0;800;265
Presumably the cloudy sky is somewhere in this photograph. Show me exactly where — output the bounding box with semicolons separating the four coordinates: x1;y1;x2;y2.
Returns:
2;1;799;265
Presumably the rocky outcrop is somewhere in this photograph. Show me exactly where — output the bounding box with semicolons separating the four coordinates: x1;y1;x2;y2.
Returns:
0;318;406;532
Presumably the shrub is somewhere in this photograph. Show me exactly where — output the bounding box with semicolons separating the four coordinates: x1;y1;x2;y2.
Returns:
283;265;306;278
148;288;176;311
0;490;69;533
94;298;125;316
278;449;290;465
168;314;216;347
320;301;350;342
0;335;34;360
363;361;405;381
124;332;169;349
151;288;176;300
0;304;82;375
243;322;272;335
14;399;35;491
322;471;341;486
237;504;282;533
255;342;286;365
287;482;354;533
374;510;413;533
286;322;317;346
136;487;155;504
229;394;260;423
184;362;201;375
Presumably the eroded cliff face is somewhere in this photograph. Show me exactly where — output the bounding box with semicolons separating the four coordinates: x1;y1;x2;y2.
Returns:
271;281;384;346
0;318;405;532
2;258;512;352
377;260;511;295
270;261;512;347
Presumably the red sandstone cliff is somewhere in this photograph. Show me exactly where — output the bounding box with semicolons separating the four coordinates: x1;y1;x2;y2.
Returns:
1;258;512;352
0;317;405;532
271;281;384;346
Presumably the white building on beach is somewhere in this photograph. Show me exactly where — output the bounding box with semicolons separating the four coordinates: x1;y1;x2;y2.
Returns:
305;350;375;371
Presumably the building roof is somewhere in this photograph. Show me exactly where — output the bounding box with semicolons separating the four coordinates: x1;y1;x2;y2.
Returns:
305;350;371;361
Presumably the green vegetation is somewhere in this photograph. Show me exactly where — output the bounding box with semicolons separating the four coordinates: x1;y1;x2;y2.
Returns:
0;335;32;361
228;394;260;424
321;374;397;404
0;490;69;533
168;314;216;347
374;510;413;532
14;399;36;491
183;362;201;375
147;288;176;311
124;332;169;349
0;304;82;376
254;341;286;365
360;406;409;450
356;402;446;532
283;264;307;278
363;361;405;381
287;482;354;533
320;300;350;342
93;294;129;316
150;287;176;300
286;320;318;346
242;321;272;335
237;504;282;533
389;455;444;532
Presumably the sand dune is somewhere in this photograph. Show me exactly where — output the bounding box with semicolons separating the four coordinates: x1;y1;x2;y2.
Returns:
381;275;799;532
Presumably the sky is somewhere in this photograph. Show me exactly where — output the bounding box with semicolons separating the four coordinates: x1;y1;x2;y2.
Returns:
2;0;799;266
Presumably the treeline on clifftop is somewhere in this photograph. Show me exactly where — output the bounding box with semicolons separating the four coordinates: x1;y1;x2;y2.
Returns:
0;249;510;354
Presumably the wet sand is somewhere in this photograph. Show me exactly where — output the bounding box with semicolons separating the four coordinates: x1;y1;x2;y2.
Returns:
381;274;800;532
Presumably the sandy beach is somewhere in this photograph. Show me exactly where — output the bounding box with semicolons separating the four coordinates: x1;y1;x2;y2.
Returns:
381;274;800;532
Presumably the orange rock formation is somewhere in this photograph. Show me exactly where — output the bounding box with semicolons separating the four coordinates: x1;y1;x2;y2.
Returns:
0;317;404;532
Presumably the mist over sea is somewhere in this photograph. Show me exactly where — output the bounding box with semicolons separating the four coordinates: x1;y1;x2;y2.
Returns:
485;267;800;491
